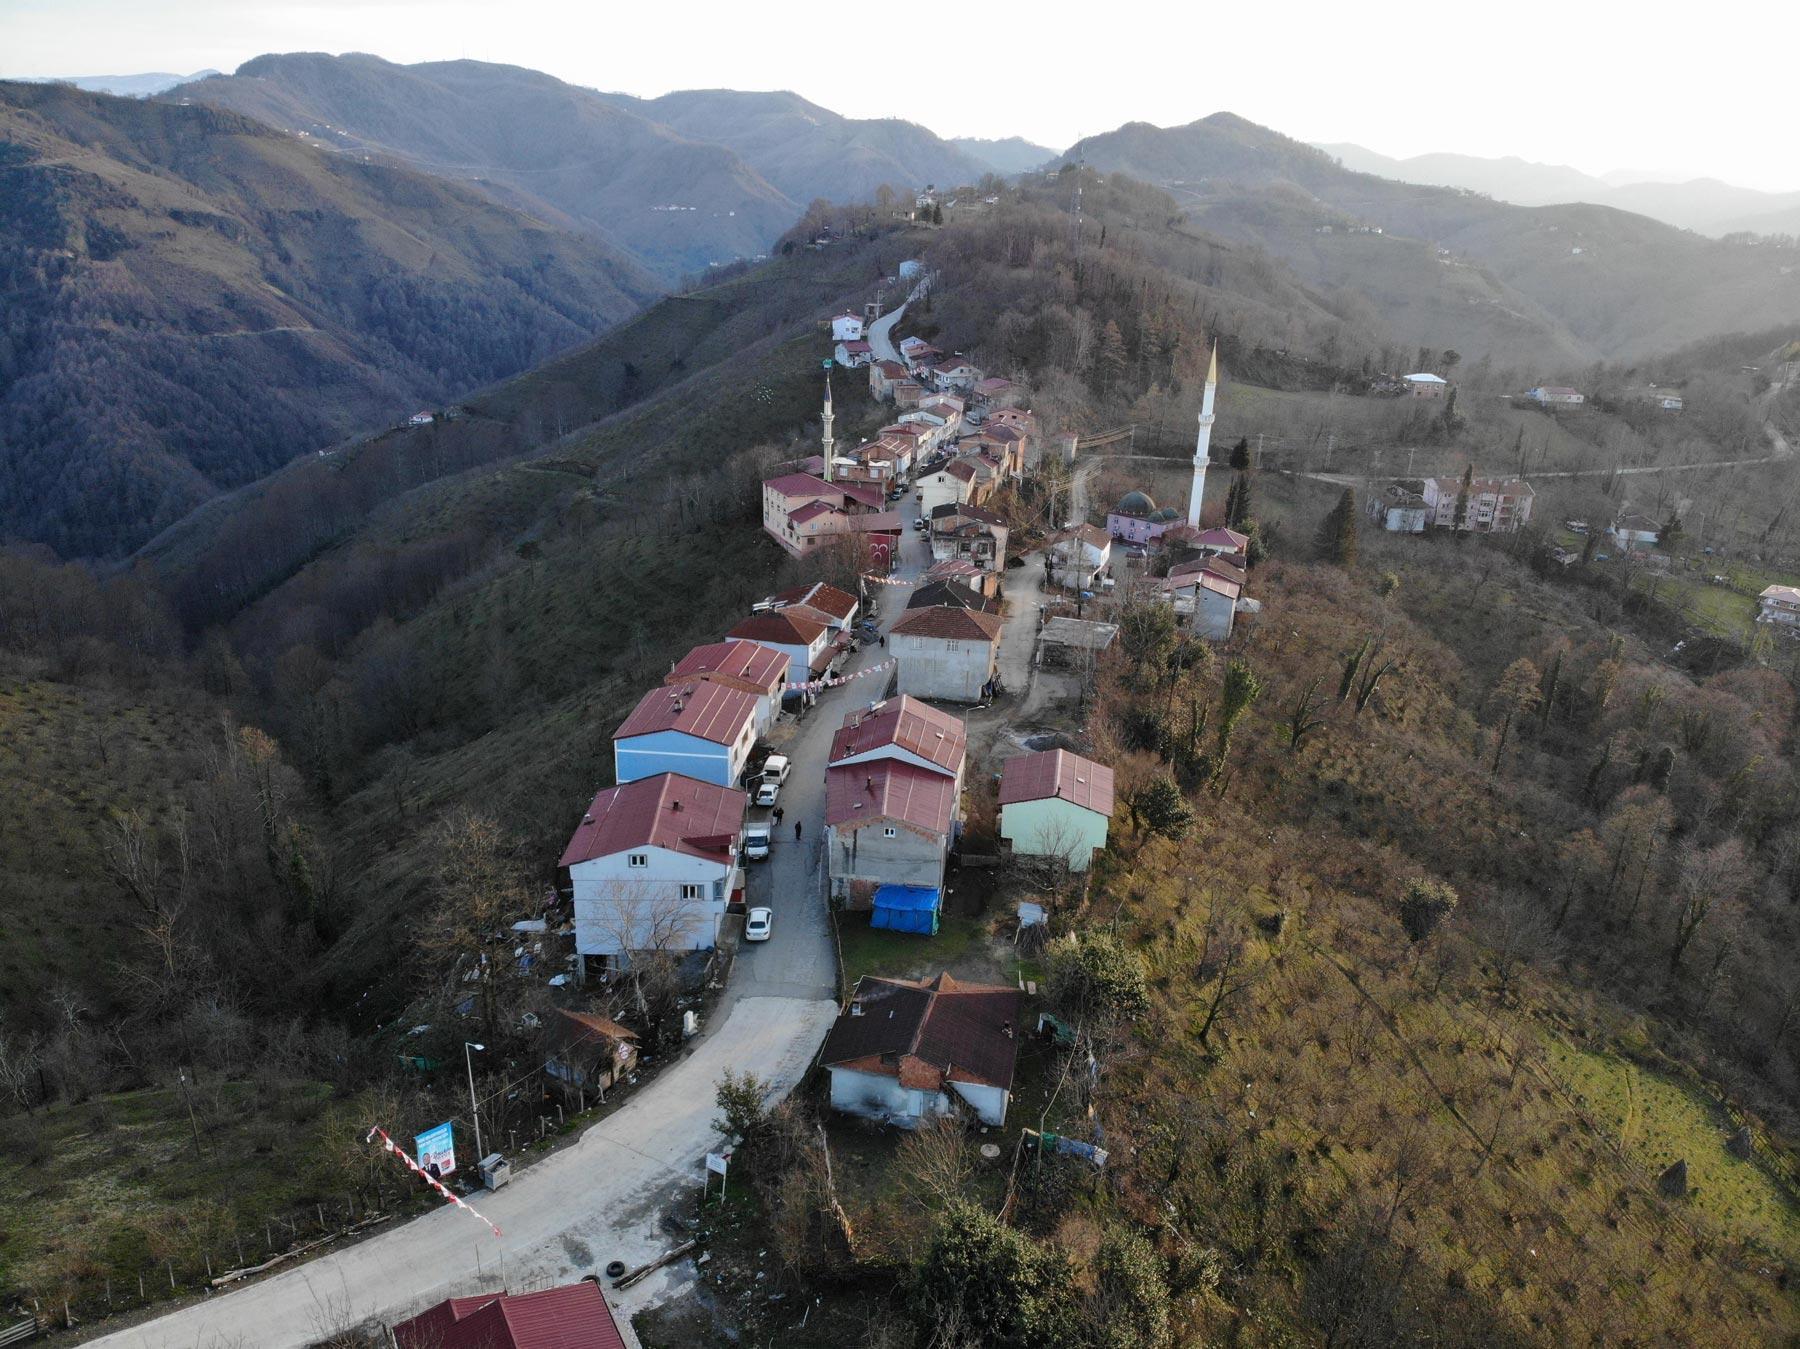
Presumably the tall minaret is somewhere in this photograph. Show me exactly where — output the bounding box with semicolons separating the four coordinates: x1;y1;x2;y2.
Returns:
821;371;835;482
1186;342;1219;528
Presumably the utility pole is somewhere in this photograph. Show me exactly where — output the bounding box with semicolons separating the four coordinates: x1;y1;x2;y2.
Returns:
465;1042;487;1162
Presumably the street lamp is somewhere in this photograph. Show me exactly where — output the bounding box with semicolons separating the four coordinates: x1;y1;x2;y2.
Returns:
464;1042;486;1164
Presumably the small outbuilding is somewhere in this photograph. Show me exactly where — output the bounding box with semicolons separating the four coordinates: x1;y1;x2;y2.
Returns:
998;749;1115;872
871;883;942;935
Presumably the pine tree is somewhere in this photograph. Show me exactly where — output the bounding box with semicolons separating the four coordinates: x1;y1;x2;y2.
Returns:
1452;463;1474;532
1229;436;1251;470
1317;489;1359;565
1225;470;1255;528
1093;320;1129;397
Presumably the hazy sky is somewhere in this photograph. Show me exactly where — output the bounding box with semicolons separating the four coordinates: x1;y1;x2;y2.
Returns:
5;0;1794;191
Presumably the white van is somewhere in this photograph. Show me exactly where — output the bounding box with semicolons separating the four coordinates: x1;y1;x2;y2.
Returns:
744;823;772;861
760;754;792;784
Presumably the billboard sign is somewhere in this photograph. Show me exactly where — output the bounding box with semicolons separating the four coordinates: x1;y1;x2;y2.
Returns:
416;1121;456;1179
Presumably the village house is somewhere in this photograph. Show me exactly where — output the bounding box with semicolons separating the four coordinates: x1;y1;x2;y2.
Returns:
1047;523;1113;590
820;974;1022;1128
924;556;1001;598
665;639;788;737
964;423;1027;479
544;1009;639;1097
898;336;940;371
1368;483;1429;533
395;1282;629;1349
1160;559;1242;640
889;604;1004;702
825;758;959;913
1607;513;1663;550
1527;385;1586;407
761;472;883;555
1422;475;1535;533
830;695;967;795
613;681;760;787
929;501;1008;570
833;338;873;368
930;358;982;393
998;748;1115;872
830;311;865;343
868;359;909;400
974;376;1015;405
765;580;861;632
729;609;834;683
917;456;979;517
907;579;999;614
1403;372;1449;400
1107;489;1185;546
1758;585;1800;626
561;772;747;962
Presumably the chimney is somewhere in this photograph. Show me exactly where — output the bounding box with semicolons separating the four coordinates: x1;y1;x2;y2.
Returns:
671;799;682;812
849;1001;864;1017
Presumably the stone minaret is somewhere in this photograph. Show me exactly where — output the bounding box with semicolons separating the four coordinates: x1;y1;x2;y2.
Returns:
821;371;835;482
1187;343;1219;528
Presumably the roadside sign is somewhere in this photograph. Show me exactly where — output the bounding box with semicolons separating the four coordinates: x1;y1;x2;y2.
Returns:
705;1151;730;1175
416;1121;456;1179
821;358;834;369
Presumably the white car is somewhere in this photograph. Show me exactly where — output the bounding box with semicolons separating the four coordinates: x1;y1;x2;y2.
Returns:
744;907;774;942
754;780;781;808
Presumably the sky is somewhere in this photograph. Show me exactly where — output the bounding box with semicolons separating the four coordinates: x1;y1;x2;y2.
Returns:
5;0;1795;192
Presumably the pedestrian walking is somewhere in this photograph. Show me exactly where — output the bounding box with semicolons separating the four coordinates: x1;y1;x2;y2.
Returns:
878;634;886;648
773;807;784;826
794;821;803;841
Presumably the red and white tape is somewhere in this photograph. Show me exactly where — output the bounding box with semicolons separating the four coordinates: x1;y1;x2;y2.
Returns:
786;658;895;693
366;1125;502;1237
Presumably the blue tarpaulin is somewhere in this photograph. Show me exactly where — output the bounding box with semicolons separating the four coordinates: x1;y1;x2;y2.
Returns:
870;885;941;935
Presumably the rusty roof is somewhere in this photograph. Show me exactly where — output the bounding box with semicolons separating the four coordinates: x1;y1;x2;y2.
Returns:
820;973;1021;1091
730;611;828;647
890;606;1003;643
998;748;1115;815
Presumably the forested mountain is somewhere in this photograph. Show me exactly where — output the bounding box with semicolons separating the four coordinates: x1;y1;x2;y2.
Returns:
599;88;991;207
0;79;656;557
178;55;799;283
1065;114;1800;365
949;135;1059;175
1318;140;1800;238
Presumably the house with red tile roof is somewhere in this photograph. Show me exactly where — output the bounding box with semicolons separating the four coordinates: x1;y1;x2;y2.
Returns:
917;455;977;517
924;556;1001;598
1159;563;1242;640
825;760;959;908
869;359;909;399
998;749;1115;872
906;579;998;614
834;338;873;367
1047;524;1112;590
613;681;760;787
928;501;1008;571
729;610;832;683
893;380;927;409
829;695;967;792
820;973;1022;1127
889;605;1003;702
762;473;890;562
767;580;860;632
929;358;982;393
393;1280;628;1349
560;772;746;962
666;639;789;735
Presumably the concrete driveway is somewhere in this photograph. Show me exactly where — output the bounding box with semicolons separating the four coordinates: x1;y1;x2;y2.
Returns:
866;303;906;365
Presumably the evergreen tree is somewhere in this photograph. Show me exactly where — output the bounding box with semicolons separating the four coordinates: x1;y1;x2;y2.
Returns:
1452;463;1474;532
1092;320;1129;397
1316;489;1359;565
930;201;944;225
1225;471;1255;529
1229;436;1251;470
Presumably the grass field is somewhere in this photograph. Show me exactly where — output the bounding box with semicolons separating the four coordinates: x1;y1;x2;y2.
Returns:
1541;1035;1800;1260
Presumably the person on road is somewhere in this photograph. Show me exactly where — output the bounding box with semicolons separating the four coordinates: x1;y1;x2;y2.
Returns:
879;634;886;648
794;821;803;841
772;807;784;826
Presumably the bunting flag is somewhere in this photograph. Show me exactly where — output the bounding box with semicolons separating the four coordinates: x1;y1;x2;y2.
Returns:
785;658;895;694
366;1125;502;1237
862;572;916;586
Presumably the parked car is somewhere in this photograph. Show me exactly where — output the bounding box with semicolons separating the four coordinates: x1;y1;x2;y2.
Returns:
744;907;774;942
912;518;928;531
754;779;782;808
743;823;771;861
760;754;792;784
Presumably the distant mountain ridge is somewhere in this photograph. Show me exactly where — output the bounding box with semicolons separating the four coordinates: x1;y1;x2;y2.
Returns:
949;135;1058;175
179;57;987;282
1065;114;1800;364
0;78;656;557
1316;141;1800;237
11;70;218;97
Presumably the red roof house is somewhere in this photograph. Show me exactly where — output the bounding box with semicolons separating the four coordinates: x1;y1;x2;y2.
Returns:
829;695;967;783
393;1281;627;1349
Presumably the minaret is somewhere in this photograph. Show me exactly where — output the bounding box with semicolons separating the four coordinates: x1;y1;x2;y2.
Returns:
821;371;835;482
1187;342;1218;528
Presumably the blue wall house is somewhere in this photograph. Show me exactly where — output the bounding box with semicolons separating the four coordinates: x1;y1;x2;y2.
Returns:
612;681;760;787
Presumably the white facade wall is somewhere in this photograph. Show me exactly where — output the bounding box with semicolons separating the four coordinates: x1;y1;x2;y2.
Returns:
917;471;970;519
570;846;736;957
827;1067;1009;1127
892;632;998;702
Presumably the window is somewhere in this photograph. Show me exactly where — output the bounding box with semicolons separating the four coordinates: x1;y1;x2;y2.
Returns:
681;884;702;900
627;854;648;869
883;826;898;839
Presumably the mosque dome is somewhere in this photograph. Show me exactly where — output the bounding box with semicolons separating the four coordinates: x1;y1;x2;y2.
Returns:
1114;490;1156;517
1150;506;1182;522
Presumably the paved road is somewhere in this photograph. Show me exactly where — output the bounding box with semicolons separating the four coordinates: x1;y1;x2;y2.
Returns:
866;303;906;366
83;490;946;1349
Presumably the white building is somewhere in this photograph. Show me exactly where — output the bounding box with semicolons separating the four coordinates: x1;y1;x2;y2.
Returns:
561;773;746;963
917;458;978;518
889;605;1003;702
998;749;1115;872
1607;513;1663;550
830;312;865;343
1047;524;1112;590
1758;585;1800;626
1368;484;1428;533
1528;385;1585;407
1421;475;1536;533
819;974;1021;1128
1403;372;1448;400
